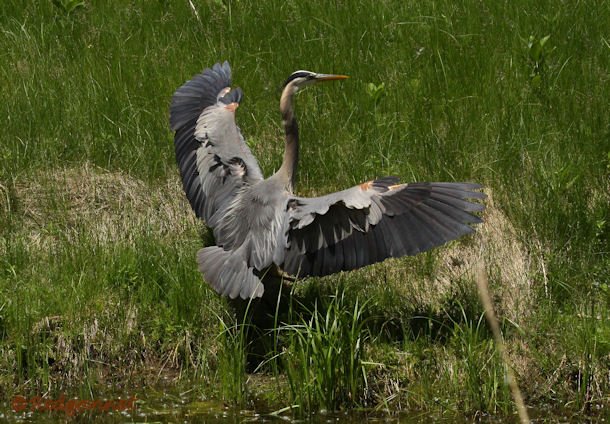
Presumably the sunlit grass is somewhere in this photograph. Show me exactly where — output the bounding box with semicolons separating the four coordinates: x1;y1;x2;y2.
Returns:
216;309;250;406
280;290;373;413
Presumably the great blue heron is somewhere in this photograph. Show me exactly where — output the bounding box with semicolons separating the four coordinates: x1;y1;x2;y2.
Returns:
170;61;485;300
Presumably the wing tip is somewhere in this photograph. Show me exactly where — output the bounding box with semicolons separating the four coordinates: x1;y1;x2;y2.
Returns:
169;60;235;131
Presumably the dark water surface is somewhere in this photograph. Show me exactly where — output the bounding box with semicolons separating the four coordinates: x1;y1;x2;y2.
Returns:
1;390;604;423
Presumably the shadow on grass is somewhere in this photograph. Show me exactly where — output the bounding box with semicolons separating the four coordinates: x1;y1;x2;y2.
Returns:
227;273;491;373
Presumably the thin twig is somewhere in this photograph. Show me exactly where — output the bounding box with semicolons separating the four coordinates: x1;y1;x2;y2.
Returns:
475;263;530;423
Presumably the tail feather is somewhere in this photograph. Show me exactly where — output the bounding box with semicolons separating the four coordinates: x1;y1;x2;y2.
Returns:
197;246;264;299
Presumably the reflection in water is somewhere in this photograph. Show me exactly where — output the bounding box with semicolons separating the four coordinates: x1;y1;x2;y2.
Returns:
0;391;589;423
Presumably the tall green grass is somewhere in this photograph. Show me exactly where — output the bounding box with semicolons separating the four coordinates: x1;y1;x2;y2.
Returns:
216;309;250;406
281;290;372;413
1;0;608;419
447;308;511;414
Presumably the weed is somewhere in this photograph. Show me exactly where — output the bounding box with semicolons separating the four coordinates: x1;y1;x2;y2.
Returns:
216;309;250;406
281;290;373;413
366;82;386;107
526;34;552;89
447;307;511;414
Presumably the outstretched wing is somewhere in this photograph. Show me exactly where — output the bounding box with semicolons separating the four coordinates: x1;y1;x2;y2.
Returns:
170;61;264;228
279;178;485;277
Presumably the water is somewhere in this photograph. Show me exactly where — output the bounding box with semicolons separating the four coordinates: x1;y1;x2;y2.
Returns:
1;389;604;423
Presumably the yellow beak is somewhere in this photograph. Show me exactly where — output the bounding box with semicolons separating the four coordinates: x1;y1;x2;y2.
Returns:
314;73;349;82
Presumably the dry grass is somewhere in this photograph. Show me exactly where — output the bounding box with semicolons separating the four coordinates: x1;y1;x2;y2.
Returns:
4;163;199;249
437;189;534;323
26;299;174;389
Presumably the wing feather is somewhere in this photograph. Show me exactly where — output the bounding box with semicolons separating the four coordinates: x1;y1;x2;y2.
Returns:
170;61;264;225
280;179;485;277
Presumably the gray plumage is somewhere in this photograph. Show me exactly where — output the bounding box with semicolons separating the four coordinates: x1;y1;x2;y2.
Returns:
170;61;485;299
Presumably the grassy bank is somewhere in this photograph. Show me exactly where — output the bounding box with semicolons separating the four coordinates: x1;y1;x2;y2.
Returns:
1;0;608;420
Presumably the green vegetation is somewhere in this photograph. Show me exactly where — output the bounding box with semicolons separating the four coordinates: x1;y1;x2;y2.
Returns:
1;0;608;421
281;290;372;413
217;307;250;405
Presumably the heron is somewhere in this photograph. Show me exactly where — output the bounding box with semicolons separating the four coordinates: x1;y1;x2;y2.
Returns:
170;61;485;300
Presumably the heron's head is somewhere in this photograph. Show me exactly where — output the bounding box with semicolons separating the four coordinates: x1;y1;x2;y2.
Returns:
283;70;348;93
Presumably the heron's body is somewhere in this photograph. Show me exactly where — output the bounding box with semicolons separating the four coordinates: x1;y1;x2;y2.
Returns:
170;62;485;300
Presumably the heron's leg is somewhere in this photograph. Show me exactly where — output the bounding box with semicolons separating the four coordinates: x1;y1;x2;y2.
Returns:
227;273;293;371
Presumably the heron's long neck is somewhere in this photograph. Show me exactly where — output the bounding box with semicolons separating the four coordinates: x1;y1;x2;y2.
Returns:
277;85;299;191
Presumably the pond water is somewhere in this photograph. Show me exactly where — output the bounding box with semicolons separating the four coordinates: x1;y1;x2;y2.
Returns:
0;389;600;423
